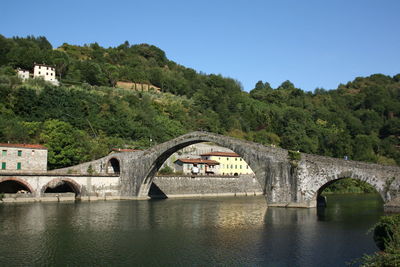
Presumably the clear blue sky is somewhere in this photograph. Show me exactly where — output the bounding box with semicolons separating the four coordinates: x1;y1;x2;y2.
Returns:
2;0;399;91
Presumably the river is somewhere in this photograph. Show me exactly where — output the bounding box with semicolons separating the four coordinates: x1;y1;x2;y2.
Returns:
0;193;383;266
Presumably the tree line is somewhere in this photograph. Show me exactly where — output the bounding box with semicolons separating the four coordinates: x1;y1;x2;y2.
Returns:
0;35;399;169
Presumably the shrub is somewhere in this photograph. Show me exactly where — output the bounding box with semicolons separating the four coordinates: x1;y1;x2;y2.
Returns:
373;214;400;251
87;164;94;175
354;214;400;266
158;165;174;175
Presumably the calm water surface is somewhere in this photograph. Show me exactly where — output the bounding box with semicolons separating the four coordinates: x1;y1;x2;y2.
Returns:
0;194;383;266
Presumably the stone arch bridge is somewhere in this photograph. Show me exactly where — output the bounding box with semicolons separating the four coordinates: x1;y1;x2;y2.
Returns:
1;132;399;210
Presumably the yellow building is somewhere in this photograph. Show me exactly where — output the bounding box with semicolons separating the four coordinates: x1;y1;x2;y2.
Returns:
200;152;253;176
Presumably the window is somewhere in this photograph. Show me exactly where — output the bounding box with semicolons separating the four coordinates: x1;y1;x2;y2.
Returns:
17;162;21;170
240;165;242;169
18;150;22;156
247;165;249;169
39;66;41;69
235;158;237;161
31;150;35;155
240;158;242;161
46;72;48;75
1;162;6;169
38;71;41;74
2;150;6;156
235;165;237;169
231;164;233;169
227;158;229;161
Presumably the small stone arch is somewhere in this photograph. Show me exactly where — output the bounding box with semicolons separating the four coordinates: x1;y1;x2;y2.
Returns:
106;158;121;174
41;178;81;196
0;177;34;194
311;175;384;206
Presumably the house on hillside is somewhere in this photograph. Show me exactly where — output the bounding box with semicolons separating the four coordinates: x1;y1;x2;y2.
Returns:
174;158;220;175
33;64;59;85
17;69;30;80
17;63;59;86
200;152;253;176
0;143;48;172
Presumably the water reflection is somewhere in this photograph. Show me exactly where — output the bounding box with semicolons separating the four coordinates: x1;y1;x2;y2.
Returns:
144;197;268;230
0;194;383;266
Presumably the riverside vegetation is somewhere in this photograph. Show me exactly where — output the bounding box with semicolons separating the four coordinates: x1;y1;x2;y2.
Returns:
0;35;400;171
353;214;400;266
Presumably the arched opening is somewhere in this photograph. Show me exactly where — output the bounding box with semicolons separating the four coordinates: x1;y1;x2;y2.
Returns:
0;179;32;194
145;141;261;199
315;177;382;208
107;158;120;174
43;179;80;197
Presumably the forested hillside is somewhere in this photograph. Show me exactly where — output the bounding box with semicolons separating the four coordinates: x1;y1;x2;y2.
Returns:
0;35;399;169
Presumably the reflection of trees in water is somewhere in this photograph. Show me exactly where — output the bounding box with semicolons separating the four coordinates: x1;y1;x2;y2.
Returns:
144;197;268;230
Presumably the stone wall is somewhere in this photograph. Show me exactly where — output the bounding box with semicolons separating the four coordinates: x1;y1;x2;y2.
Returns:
0;147;47;172
152;175;263;198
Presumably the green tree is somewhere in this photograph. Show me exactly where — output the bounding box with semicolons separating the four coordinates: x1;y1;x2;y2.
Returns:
39;120;91;169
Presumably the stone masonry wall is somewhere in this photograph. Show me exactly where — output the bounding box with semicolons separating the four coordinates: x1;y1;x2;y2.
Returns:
0;147;47;172
153;175;263;197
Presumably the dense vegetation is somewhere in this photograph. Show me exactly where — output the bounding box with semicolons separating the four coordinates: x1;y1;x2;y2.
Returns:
0;35;400;169
355;214;400;266
322;178;377;194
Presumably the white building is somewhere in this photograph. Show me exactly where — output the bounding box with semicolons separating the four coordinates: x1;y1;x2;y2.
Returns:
17;69;30;80
33;64;59;85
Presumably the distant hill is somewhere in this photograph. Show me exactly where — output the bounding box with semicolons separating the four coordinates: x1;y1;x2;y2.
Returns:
0;35;399;169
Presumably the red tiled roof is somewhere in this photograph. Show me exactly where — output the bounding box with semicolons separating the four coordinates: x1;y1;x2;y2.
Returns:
175;158;220;165
0;143;47;149
112;148;141;152
200;151;239;157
